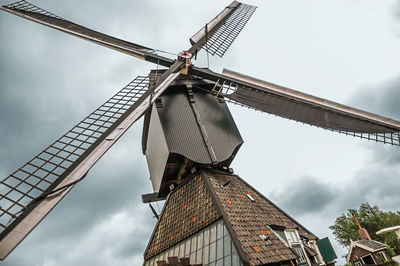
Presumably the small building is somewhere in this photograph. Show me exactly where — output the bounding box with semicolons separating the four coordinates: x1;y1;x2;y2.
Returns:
143;169;337;265
346;221;390;265
346;239;389;265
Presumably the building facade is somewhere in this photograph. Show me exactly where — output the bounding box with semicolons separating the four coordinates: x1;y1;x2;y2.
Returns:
143;169;336;266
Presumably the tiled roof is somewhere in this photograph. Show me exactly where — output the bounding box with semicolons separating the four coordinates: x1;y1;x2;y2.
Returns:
144;173;220;260
347;239;387;262
357;239;387;251
204;170;317;265
144;169;318;265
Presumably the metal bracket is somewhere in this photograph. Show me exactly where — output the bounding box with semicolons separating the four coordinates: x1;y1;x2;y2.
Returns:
142;192;167;203
149;203;159;220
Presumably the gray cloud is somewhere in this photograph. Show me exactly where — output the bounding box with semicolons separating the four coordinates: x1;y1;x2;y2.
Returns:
349;76;400;120
1;1;400;266
2;129;157;265
269;74;400;252
340;75;400;210
1;1;158;264
275;76;400;217
341;168;400;211
369;144;400;166
394;1;400;21
30;145;150;241
114;223;155;259
348;75;400;166
271;177;337;216
271;168;400;221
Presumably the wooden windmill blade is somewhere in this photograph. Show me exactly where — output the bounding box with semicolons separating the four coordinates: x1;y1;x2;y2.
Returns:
0;0;174;67
190;67;400;146
0;70;180;260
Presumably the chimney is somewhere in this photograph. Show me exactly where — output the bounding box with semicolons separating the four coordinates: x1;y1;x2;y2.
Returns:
352;214;372;240
358;228;372;240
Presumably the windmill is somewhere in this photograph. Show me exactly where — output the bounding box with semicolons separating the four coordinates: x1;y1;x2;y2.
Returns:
0;0;399;265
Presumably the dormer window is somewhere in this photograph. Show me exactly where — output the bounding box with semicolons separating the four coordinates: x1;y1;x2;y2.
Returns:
285;229;299;244
284;229;308;265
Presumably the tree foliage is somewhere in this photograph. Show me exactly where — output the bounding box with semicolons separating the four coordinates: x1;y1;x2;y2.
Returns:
329;203;400;255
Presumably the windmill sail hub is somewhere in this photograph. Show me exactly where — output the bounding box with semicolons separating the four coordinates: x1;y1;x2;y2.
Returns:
177;51;192;75
143;71;243;197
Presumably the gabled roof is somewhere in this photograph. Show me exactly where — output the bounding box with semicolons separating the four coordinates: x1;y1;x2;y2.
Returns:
144;169;318;265
346;239;387;262
356;239;387;252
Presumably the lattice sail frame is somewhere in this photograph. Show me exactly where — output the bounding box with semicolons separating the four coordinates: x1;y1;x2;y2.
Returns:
3;0;64;20
203;3;257;57
189;2;256;58
0;76;149;243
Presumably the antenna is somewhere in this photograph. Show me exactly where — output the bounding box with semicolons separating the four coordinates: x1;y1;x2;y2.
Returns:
352;213;362;230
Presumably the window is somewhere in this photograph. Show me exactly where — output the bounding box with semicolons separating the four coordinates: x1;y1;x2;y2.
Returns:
354;261;362;266
146;219;242;266
284;230;306;265
292;244;307;264
378;251;387;263
308;240;322;264
285;229;300;244
274;230;288;245
361;254;375;265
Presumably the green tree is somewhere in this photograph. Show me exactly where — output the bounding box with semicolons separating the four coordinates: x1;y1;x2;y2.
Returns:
329;203;400;255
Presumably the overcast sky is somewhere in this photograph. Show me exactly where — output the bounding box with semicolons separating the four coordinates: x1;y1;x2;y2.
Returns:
1;0;400;265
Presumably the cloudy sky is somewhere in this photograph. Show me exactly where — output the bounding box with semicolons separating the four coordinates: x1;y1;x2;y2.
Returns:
1;0;400;265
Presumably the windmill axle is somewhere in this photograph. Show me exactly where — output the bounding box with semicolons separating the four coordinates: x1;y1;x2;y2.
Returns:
178;51;192;75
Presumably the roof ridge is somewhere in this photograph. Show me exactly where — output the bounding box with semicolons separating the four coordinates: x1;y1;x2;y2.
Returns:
200;169;251;265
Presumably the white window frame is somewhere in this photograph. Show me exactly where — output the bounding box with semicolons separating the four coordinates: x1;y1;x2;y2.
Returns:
284;229;311;266
378;251;387;262
284;229;300;245
308;240;323;264
354;261;362;266
360;253;376;265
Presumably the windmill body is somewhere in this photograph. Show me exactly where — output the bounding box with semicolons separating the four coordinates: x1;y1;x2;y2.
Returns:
0;0;399;265
143;73;243;198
